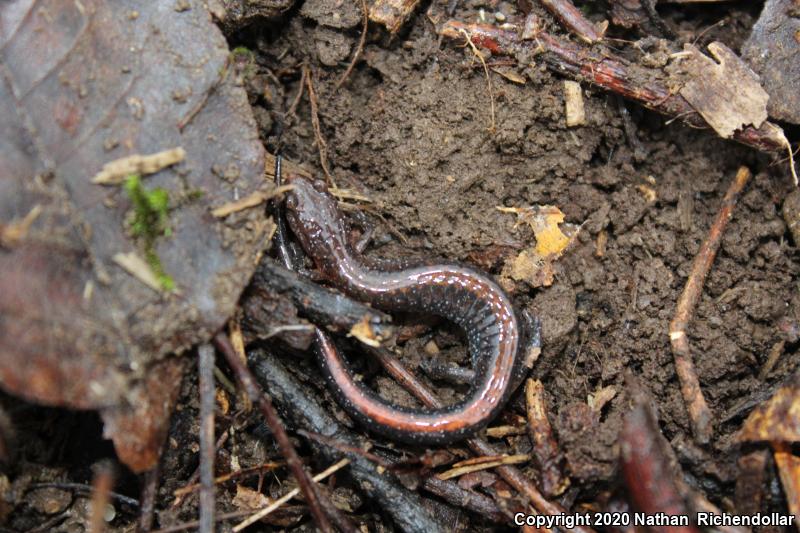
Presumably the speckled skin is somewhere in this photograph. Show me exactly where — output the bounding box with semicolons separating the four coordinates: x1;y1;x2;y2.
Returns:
284;174;523;444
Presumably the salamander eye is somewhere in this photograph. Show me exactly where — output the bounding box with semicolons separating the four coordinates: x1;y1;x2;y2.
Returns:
312;179;328;192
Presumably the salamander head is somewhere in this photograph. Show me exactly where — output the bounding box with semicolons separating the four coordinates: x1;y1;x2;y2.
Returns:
283;174;349;274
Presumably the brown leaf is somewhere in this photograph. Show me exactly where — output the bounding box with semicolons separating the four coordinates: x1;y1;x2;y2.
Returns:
0;0;267;471
232;485;272;512
675;42;769;138
498;205;580;289
738;380;800;443
773;444;800;527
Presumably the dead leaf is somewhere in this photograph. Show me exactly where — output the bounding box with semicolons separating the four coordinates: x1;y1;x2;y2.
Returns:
497;206;580;288
773;443;800;526
675;42;769;138
738;380;800;443
492;67;526;85
0;0;268;472
232;485;272;512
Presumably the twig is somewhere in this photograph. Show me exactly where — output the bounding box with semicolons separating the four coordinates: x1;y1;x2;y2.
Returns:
198;343;216;533
25;483;139;508
298;428;508;523
669;166;751;443
89;462;114;533
437;454;530;480
336;0;369;90
525;379;568;497
539;0;604;43
172;429;230;508
173;462;283;498
213;332;334;533
420;360;474;385
0;404;14;464
152;461;347;533
421;477;508;523
457;28;496;133
304;64;336;186
233;460;351;531
439;20;790;155
137;463;161;532
287;65;308;120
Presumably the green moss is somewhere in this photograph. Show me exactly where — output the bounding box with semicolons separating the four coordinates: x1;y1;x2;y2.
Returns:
229;46;256;79
230;46;254;59
125;174;175;291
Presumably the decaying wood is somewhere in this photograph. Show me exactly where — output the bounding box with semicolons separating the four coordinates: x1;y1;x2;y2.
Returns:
369;0;421;34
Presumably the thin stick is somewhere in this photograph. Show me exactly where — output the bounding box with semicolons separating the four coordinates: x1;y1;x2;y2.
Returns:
287;66;308;120
152;461;348;533
525;379;568;497
669;166;751;443
539;0;603;43
173;462;283;498
233;459;350;531
458;28;496;133
89;462;114;533
137;464;161;532
172;429;230;508
198;343;216;533
213;332;334;533
26;482;138;508
304;65;336;187
336;0;369;90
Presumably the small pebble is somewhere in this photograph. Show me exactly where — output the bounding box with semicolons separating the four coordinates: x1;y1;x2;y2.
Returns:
424;340;440;355
494;12;506;22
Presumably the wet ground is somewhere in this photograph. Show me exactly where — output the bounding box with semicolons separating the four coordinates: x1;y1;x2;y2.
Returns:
3;0;798;530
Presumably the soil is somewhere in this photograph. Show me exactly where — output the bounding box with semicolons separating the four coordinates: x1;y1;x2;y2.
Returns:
3;0;799;531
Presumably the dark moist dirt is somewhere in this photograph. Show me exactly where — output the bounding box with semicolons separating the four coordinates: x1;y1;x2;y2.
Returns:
248;0;796;486
3;1;799;531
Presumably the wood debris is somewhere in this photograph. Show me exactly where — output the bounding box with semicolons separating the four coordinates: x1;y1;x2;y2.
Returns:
526;379;569;497
91;148;186;185
0;205;42;248
211;185;293;218
672;42;769;139
564;80;586;127
113;251;170;293
437;454;530;480
369;0;420;34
